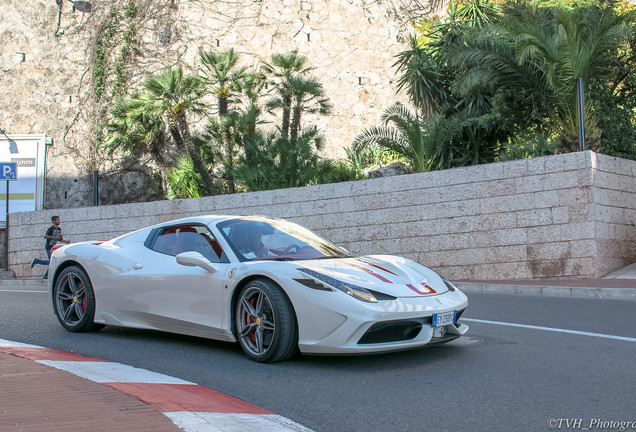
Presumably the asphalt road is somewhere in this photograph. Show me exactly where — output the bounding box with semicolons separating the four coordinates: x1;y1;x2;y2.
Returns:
1;284;635;432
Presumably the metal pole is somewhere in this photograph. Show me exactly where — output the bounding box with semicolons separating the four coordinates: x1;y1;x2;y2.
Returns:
93;170;99;206
576;77;586;152
5;180;9;270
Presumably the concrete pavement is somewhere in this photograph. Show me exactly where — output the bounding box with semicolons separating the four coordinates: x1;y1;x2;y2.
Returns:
1;265;634;431
455;263;636;299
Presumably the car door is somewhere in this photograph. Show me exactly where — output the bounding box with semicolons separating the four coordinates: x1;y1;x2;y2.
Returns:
120;224;232;338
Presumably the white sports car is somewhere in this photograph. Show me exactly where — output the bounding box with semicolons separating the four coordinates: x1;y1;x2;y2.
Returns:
49;215;469;362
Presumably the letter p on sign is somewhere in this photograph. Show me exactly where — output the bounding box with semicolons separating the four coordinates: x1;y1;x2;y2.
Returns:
0;163;17;180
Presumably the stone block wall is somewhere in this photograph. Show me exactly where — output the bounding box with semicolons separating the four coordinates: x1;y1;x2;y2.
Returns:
1;0;412;208
10;151;636;280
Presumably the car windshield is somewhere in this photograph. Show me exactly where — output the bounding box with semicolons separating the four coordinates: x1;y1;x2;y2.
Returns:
216;217;349;262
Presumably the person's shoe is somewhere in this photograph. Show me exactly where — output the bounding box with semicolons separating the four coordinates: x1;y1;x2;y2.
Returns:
30;259;36;269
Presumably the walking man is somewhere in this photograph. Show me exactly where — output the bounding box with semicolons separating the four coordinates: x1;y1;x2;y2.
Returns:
30;215;69;279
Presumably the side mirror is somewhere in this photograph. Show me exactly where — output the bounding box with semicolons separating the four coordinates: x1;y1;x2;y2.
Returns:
176;251;218;273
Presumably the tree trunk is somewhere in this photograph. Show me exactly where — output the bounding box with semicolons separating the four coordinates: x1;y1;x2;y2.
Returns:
219;95;235;193
281;94;292;140
290;106;301;144
169;113;218;196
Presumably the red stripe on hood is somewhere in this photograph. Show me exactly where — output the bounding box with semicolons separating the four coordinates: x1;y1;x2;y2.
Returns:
356;259;399;276
344;261;393;283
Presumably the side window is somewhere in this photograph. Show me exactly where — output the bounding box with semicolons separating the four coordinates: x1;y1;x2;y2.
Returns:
150;225;227;263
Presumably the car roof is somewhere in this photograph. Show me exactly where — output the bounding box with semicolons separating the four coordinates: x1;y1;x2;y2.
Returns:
152;215;272;228
109;215;275;244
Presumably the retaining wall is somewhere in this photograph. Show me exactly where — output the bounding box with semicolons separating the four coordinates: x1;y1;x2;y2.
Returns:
10;151;636;280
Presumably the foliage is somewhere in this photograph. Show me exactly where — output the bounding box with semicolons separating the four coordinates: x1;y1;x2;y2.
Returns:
93;3;138;100
315;160;360;184
105;47;343;198
352;104;441;172
589;86;636;159
103;94;166;164
263;51;314;140
165;157;202;199
344;145;407;173
497;131;560;161
392;0;636;165
199;48;249;193
233;127;347;191
393;34;449;118
165;138;224;199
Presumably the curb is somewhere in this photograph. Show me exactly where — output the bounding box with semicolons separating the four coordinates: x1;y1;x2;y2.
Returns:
455;282;636;300
0;339;312;432
0;278;48;286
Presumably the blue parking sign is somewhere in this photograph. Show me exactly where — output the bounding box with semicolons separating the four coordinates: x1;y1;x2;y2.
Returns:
0;162;17;180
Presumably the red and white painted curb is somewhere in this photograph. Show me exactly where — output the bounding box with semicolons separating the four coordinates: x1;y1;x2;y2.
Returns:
0;338;312;432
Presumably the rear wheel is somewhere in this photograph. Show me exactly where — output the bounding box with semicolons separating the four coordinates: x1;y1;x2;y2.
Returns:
235;279;298;362
53;266;104;332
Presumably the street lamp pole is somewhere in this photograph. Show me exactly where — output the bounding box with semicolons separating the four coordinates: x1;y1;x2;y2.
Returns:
576;77;586;152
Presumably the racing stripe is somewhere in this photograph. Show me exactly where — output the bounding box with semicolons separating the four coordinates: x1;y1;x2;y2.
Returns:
344;261;393;283
356;259;399;276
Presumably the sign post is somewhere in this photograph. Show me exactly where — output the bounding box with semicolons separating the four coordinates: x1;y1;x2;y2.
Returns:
0;162;17;270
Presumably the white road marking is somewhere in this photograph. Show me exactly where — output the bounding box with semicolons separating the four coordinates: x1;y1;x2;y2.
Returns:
37;360;195;384
462;318;636;342
0;339;44;348
164;412;314;432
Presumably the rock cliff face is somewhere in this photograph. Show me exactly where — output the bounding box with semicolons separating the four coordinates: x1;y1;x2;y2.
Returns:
0;0;415;208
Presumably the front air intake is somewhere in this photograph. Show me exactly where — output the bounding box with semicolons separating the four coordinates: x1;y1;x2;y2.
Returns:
358;320;424;344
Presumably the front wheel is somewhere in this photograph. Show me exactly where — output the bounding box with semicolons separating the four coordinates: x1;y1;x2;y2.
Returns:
235;279;298;362
53;266;104;332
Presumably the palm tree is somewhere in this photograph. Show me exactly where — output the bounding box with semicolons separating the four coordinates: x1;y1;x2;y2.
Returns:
352;104;443;173
139;68;218;195
352;102;498;172
288;76;332;145
263;51;313;140
104;94;167;166
233;127;327;191
448;2;631;152
104;94;170;188
199;48;248;193
236;70;267;168
394;34;450;119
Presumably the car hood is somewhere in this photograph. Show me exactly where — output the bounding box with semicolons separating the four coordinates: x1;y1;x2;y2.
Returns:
290;255;449;298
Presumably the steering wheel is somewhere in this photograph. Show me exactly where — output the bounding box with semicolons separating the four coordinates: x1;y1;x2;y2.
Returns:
282;244;301;255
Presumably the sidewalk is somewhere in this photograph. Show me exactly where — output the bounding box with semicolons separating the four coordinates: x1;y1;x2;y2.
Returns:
455;263;636;300
0;340;312;432
0;350;180;432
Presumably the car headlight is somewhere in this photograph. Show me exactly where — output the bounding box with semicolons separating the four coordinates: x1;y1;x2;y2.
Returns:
296;268;378;303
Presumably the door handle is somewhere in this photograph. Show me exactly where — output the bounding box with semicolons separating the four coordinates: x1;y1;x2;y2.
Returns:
133;263;143;270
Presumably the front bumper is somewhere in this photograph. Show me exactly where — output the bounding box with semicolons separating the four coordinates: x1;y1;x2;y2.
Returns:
295;290;469;354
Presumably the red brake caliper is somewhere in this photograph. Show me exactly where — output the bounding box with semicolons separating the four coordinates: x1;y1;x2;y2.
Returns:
247;297;257;342
80;283;86;312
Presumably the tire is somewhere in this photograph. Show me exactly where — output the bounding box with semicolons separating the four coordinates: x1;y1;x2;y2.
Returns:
53;266;104;332
235;279;298;362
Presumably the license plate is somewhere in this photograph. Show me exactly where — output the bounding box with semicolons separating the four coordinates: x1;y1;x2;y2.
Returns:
432;311;456;327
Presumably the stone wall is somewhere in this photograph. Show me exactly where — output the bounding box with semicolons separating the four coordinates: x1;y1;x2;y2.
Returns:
10;151;636;280
0;0;412;208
